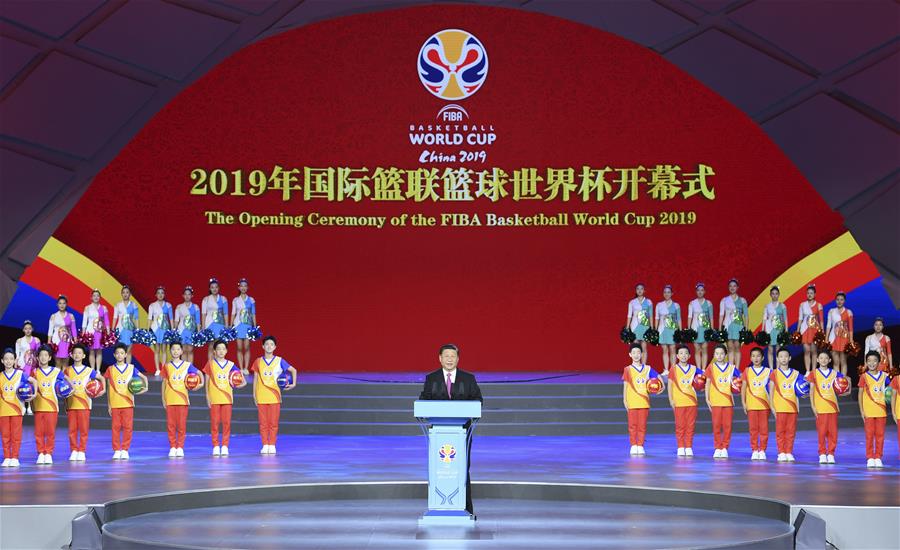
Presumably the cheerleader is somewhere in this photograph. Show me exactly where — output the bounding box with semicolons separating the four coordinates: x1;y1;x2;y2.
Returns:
112;285;140;364
797;284;823;374
655;285;681;374
626;283;653;362
175;286;201;364
231;278;257;375
864;317;892;373
81;289;110;372
826;292;853;376
202;278;228;361
719;278;748;368
148;286;174;376
688;283;714;369
762;286;788;369
14;321;39;416
48;295;77;370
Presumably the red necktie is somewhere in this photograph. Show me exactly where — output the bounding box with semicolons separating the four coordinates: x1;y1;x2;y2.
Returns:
446;372;452;399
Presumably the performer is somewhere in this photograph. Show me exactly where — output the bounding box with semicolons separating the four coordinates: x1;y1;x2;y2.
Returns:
667;345;698;457
148;286;174;376
105;343;149;460
65;344;104;461
419;344;482;517
160;342;203;458
33;345;69;464
826;292;853;376
858;351;887;468
762;286;788;368
113;284;140;364
687;283;714;371
81;289;110;372
14;320;40;416
705;344;737;459
806;351;846;464
203;340;245;456
655;285;681;374
719;279;748;367
202;278;228;361
231;278;257;375
174;286;201;364
48;295;77;370
626;283;653;363
742;348;771;461
622;343;661;456
797;284;823;374
769;348;800;462
250;336;297;455
1;348;36;468
891;368;900;459
864;317;892;373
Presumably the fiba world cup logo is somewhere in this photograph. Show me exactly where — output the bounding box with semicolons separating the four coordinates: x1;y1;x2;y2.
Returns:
418;29;488;100
438;444;456;463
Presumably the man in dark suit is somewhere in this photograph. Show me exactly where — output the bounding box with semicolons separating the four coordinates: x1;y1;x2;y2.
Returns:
419;344;482;516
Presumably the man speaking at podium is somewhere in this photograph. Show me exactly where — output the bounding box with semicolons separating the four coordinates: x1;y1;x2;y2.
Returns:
419;344;483;516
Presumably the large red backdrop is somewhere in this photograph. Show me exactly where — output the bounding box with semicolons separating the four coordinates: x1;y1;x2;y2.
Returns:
55;5;844;372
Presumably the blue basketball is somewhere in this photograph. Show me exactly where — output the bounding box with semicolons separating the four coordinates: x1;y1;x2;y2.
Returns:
276;372;293;389
56;378;74;399
16;384;34;401
794;378;810;398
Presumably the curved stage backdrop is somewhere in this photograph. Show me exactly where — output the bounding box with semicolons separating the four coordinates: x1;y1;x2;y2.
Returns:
2;5;897;372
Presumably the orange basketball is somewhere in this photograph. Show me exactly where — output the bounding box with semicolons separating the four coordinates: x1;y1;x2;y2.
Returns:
184;372;201;391
833;376;850;396
85;378;103;398
647;378;664;395
730;376;743;394
229;370;245;388
691;373;707;391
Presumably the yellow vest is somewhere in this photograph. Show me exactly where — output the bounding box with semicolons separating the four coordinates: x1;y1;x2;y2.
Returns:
706;363;736;407
0;370;24;417
808;368;839;414
205;359;235;405
859;371;887;418
106;364;136;409
744;366;771;411
771;368;799;413
671;364;698;407
33;367;61;413
65;365;95;411
623;364;654;409
162;361;191;407
253;356;283;405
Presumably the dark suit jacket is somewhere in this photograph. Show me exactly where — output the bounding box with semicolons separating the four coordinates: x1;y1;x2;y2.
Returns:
419;368;483;402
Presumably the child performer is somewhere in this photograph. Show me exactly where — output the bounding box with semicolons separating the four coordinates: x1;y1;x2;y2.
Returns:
33;345;70;464
66;344;105;461
769;348;800;462
688;283;714;371
891;368;900;459
175;286;201;364
626;284;653;363
148;286;174;376
858;351;887;468
864;317;892;373
48;295;78;370
742;347;771;460
160;342;203;458
622;343;662;456
797;284;823;374
719;279;748;367
82;289;110;372
705;344;738;459
668;344;699;457
232;278;257;375
204;340;246;456
15;320;40;415
202;278;228;361
104;343;149;460
826;292;853;376
655;285;681;374
762;286;788;368
806;351;847;464
250;336;296;454
1;348;36;468
113;284;140;364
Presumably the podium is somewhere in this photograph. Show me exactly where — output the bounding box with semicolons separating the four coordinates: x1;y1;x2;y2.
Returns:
414;400;481;525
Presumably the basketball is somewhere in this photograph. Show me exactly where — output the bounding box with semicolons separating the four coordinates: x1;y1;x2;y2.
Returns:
16;384;34;401
647;377;664;395
85;378;103;398
276;372;293;389
692;373;707;391
794;378;811;399
127;377;146;394
730;376;743;394
229;370;244;388
885;385;892;404
833;377;850;396
55;378;74;399
185;372;201;391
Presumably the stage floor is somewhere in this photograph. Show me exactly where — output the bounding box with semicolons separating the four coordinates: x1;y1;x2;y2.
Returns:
2;425;897;508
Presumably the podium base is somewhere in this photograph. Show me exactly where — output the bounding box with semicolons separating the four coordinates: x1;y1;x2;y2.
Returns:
418;510;476;526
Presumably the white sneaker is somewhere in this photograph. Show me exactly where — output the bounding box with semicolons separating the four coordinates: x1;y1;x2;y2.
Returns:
818;454;827;464
827;454;835;464
874;458;884;468
261;445;269;454
720;449;728;459
786;453;795;462
713;449;722;458
777;453;786;462
684;448;693;457
1;458;9;467
867;458;876;468
113;450;123;460
36;453;45;464
10;458;19;467
268;445;275;455
220;446;229;456
758;451;766;461
213;446;221;456
677;447;685;457
44;455;53;464
69;451;78;461
78;451;86;461
25;407;32;416
120;450;129;460
629;445;638;455
169;447;177;458
751;450;760;460
176;448;184;457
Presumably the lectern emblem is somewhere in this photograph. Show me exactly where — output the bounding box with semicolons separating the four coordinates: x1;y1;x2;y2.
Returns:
438;444;456;463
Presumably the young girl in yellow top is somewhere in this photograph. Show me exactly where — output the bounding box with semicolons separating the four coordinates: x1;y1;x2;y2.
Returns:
2;348;36;468
622;343;662;456
705;344;737;459
104;343;149;460
160;342;204;458
742;348;771;460
769;347;800;462
32;345;71;464
203;340;246;456
858;351;887;468
250;336;296;455
668;344;698;457
806;351;847;464
65;343;105;461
